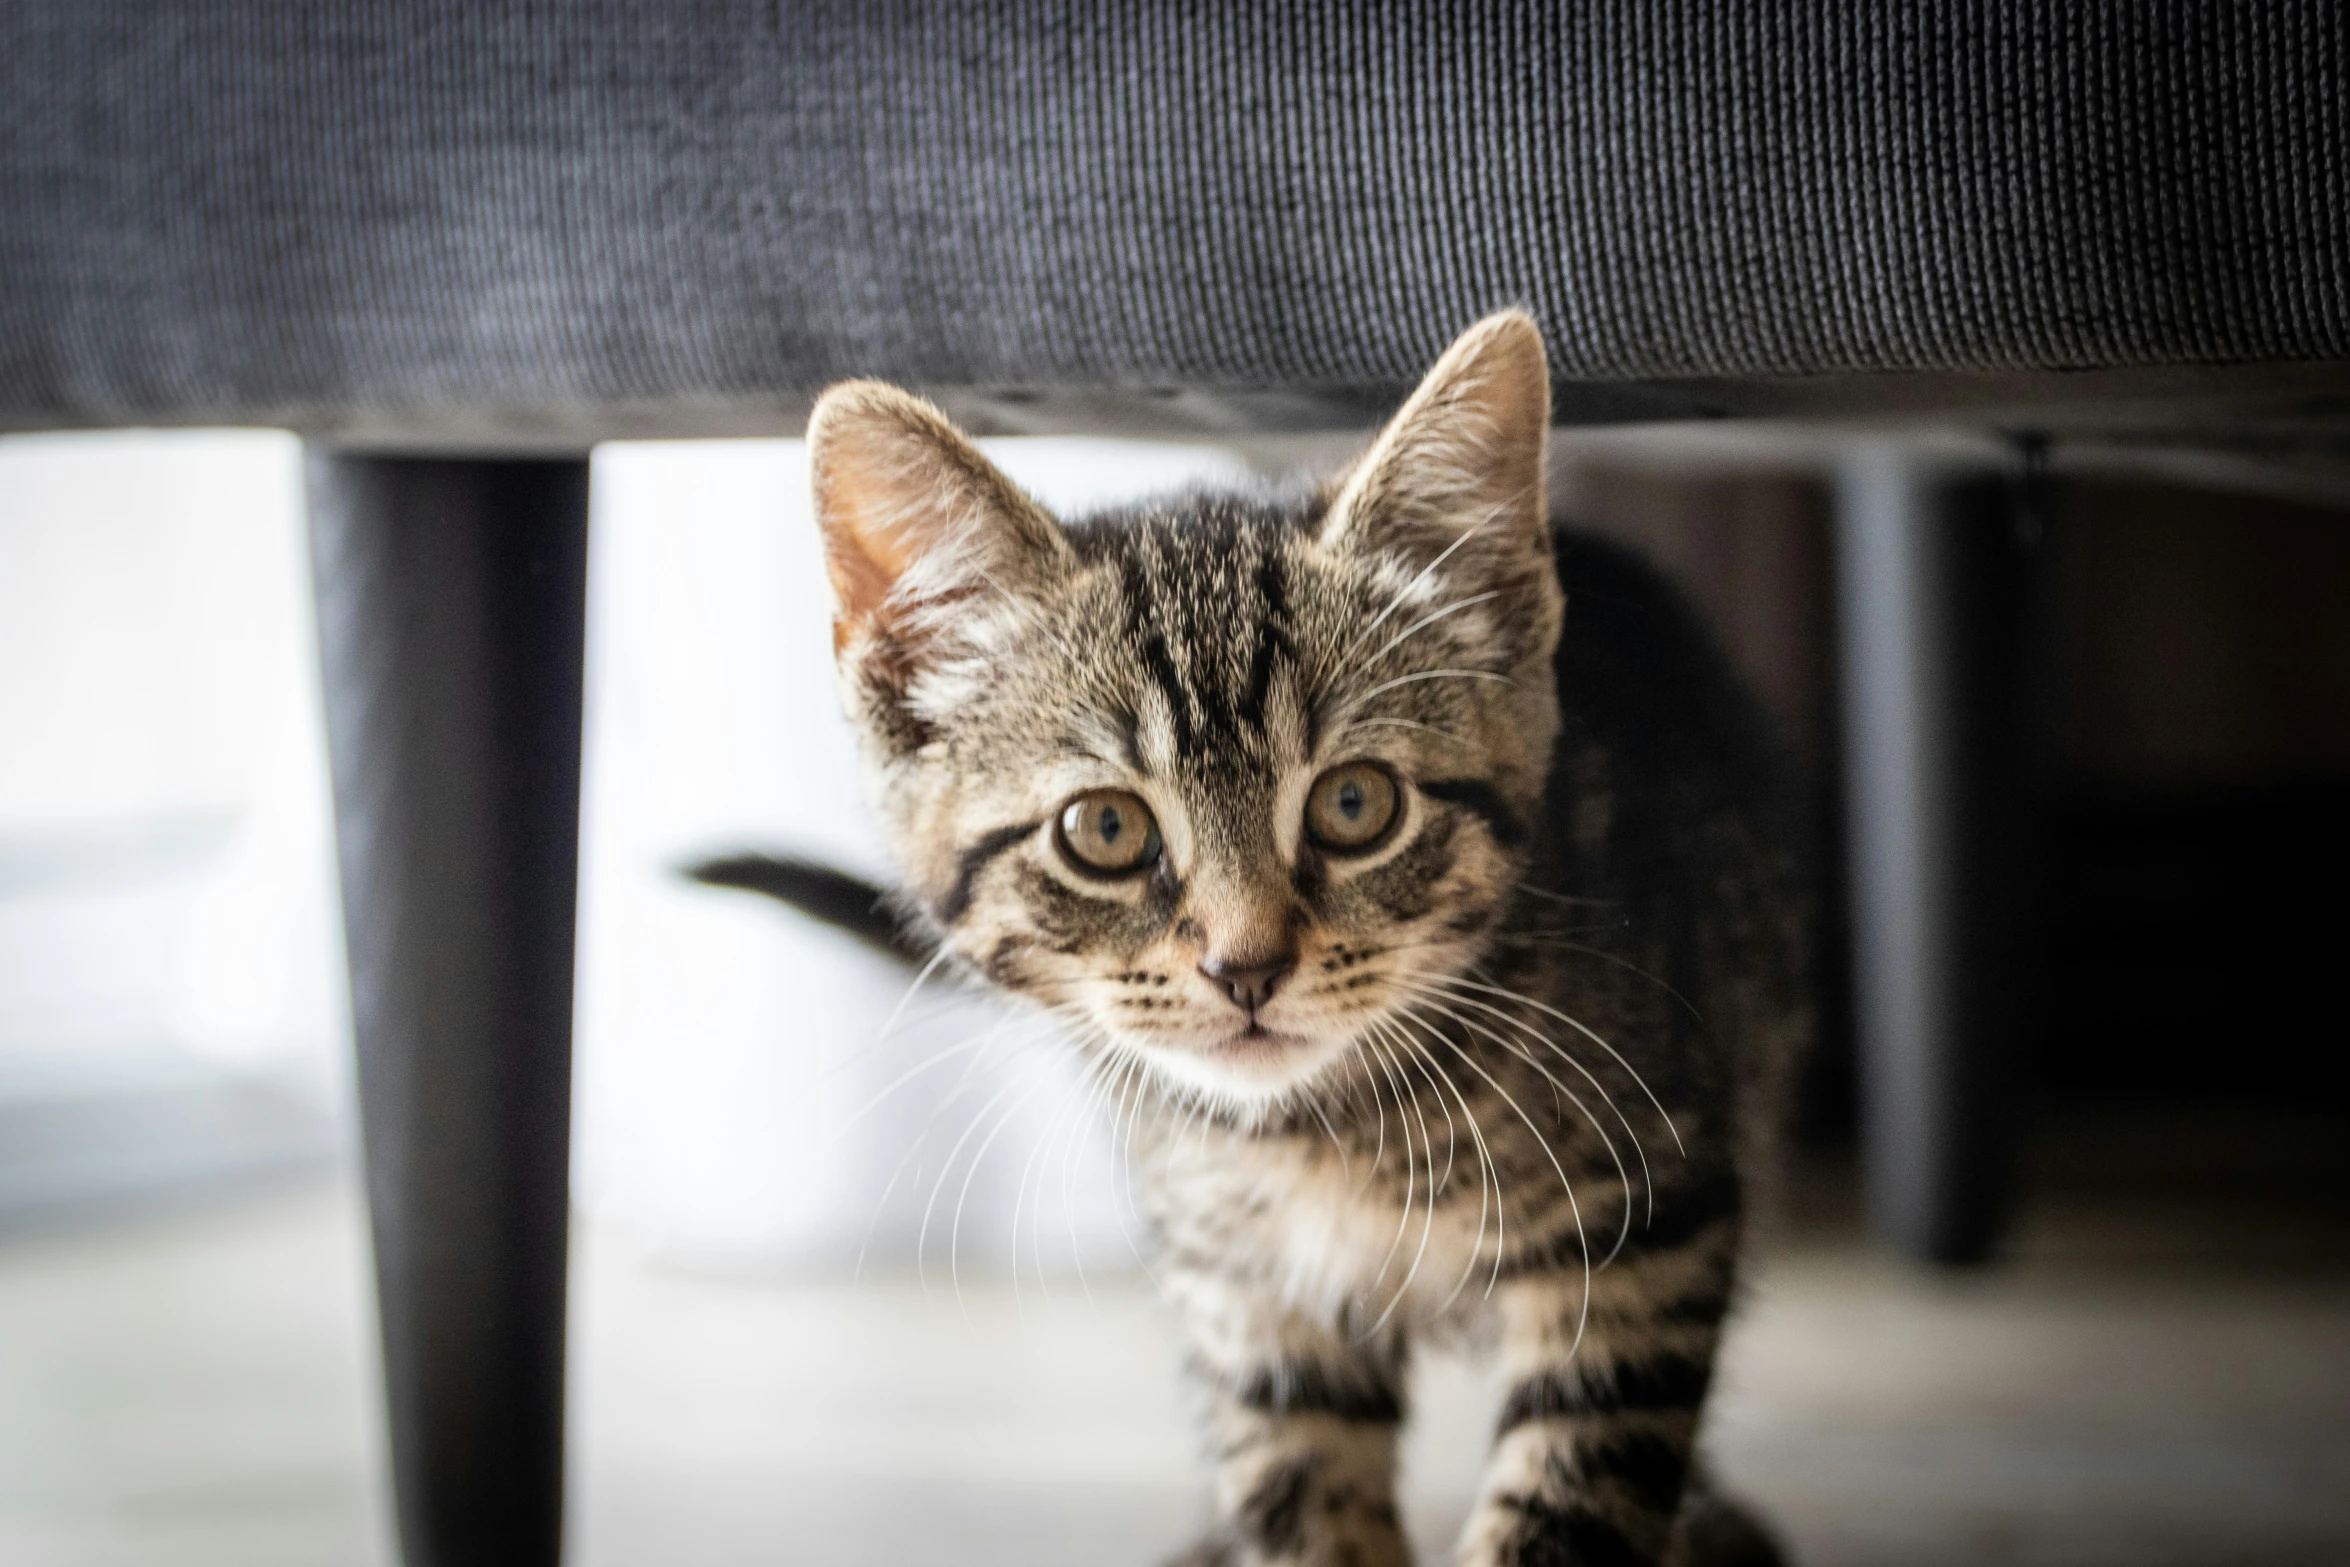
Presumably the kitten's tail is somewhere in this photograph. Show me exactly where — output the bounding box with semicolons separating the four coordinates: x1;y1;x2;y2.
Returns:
679;850;930;965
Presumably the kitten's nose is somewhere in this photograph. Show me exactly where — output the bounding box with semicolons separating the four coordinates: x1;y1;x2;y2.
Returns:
1199;951;1296;1014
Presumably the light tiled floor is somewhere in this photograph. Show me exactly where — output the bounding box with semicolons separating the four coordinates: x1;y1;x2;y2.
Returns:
2;1130;2347;1567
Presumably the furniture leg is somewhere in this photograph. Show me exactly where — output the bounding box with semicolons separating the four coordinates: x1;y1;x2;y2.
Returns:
308;454;589;1567
1834;445;2045;1263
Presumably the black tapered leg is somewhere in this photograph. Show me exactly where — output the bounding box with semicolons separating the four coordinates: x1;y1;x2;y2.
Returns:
1835;445;2047;1264
308;454;589;1567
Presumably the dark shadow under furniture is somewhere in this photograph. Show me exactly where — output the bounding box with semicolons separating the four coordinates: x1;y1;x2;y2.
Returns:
8;7;2348;1562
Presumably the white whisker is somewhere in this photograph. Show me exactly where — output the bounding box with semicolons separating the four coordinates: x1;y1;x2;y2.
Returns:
878;944;954;1039
853;1002;1059;1279
1357;1036;1390;1194
837;1030;999;1134
1437;973;1688;1158
949;1067;1059;1317
1402;1018;1504;1308
1059;1043;1128;1307
1512;881;1617;910
1355;589;1503;677
821;982;988;1083
1482;937;1706;1024
1338;512;1499;660
919;1048;1062;1304
1392;985;1639;1264
1357;1030;1422;1295
1410;1011;1592;1361
1344;715;1465;744
1305;1094;1353;1181
1339;667;1512;713
1011;1054;1097;1311
1101;1047;1161;1280
1361;1019;1441;1337
1395;975;1648;1212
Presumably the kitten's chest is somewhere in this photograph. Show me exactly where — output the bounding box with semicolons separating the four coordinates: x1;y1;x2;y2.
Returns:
1144;1123;1495;1327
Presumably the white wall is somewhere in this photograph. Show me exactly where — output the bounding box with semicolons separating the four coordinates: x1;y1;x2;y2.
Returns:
0;431;345;1098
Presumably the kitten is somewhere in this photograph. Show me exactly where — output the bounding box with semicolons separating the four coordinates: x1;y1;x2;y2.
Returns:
734;313;1806;1566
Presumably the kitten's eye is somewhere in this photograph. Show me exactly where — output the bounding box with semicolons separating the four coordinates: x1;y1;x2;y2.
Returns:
1305;763;1401;853
1056;790;1162;876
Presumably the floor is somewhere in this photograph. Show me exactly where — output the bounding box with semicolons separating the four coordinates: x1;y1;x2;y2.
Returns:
1;1116;2345;1567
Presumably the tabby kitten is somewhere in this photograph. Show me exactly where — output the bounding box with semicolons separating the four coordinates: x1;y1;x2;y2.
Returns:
794;313;1805;1567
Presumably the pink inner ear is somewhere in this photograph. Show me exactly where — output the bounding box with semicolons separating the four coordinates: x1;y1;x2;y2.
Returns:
808;380;1077;670
817;461;921;650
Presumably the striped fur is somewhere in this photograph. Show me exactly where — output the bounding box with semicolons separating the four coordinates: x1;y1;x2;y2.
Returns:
809;313;1807;1566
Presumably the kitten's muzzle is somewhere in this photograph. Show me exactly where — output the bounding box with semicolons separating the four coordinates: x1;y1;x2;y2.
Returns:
1198;951;1296;1014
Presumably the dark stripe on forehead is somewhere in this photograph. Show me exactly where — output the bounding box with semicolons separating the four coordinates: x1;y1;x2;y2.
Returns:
1121;553;1198;761
1178;524;1247;755
1418;777;1529;847
1141;635;1197;760
1187;641;1237;753
1237;547;1292;736
937;818;1040;925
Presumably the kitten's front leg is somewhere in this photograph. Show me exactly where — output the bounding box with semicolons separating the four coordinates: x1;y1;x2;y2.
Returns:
1458;1185;1737;1567
1165;1265;1414;1567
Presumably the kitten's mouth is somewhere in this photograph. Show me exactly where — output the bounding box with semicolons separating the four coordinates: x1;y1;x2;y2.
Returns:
1127;1014;1349;1099
1209;1021;1312;1058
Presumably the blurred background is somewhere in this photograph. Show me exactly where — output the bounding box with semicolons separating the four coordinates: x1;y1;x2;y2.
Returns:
1;427;2345;1565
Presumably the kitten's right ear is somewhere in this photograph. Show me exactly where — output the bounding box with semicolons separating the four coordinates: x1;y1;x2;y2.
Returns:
807;381;1072;685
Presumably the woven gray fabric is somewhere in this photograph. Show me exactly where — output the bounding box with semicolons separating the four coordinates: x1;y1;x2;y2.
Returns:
4;2;2347;437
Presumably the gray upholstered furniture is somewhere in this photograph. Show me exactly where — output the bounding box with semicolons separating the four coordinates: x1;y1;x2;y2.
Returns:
8;6;2346;1563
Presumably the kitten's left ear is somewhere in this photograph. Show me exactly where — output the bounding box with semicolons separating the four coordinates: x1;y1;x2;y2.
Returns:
1319;311;1558;651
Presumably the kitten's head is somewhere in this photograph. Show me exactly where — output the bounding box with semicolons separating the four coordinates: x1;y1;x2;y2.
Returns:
810;313;1560;1113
